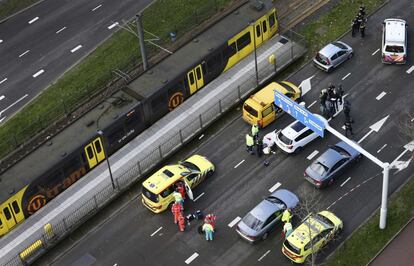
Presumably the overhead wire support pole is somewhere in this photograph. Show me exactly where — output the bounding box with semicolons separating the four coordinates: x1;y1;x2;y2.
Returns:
136;13;148;71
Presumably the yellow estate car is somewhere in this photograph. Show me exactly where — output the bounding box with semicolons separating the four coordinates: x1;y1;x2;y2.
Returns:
141;154;214;213
282;211;343;264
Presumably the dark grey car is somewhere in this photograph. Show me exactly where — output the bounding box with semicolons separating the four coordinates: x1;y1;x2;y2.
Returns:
236;189;299;243
313;41;353;72
304;141;362;188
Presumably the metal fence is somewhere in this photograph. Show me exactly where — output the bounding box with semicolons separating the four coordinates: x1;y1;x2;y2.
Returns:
3;29;305;266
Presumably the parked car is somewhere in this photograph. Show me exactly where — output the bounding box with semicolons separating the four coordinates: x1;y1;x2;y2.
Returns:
236;189;299;243
263;115;328;154
313;41;353;72
282;210;343;264
304;141;361;188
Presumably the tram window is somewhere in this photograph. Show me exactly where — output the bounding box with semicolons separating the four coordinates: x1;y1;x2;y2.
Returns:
188;72;195;85
206;53;222;73
86;146;94;159
256;25;261;37
0;217;2;226
11;201;20;214
269;12;276;27
236;32;251;51
196;67;201;79
94;140;102;153
223;42;236;59
3;207;11;220
262;20;267;33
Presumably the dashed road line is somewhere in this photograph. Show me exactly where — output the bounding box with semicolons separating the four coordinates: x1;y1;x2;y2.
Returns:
258;250;271;261
234;159;245;168
269;182;281;193
406;66;414;74
150;226;163;237
28;17;39;24
340;177;351;187
0;95;4;101
342;125;345;130
32;69;44;78
56;26;67;34
108;22;119;29
376;91;387;100
306;150;319;160
19;50;30;58
0;39;3;44
228;216;241;228
377;144;387;153
92;4;102;11
0;78;7;84
372;48;380;55
194;192;205;202
341;73;351;80
185;252;199;264
70;45;82;53
198;134;204;140
307;100;317;108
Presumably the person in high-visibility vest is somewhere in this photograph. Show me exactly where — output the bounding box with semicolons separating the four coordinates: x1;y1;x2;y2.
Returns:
171;202;183;224
202;222;214;241
178;212;186;232
281;208;292;223
173;190;184;207
251;124;259;140
246;134;255;154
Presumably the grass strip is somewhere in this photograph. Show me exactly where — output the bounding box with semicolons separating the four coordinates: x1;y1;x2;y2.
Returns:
326;174;414;265
0;0;233;159
0;0;40;20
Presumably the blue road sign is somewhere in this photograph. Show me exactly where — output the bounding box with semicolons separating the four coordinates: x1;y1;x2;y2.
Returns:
274;90;326;137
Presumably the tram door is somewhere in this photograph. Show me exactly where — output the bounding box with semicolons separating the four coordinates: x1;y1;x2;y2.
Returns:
253;16;269;47
84;137;106;169
187;64;205;95
0;199;24;233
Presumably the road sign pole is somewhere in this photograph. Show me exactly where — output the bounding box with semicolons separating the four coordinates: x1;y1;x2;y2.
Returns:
380;162;390;229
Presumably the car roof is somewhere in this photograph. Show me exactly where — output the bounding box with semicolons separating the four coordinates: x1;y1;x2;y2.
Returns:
319;43;341;57
250;189;299;220
384;18;406;43
281;121;308;139
316;148;343;169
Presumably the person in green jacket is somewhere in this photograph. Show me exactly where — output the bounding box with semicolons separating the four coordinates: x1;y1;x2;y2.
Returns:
251;124;259;141
202;222;214;241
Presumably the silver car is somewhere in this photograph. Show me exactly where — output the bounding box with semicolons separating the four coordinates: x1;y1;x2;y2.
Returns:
236;189;299;243
313;41;353;72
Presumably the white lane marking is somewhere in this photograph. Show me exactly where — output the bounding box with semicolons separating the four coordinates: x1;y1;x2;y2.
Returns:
113;264;117;266
234;159;245;168
0;94;29;116
0;95;4;101
150;226;163;237
0;39;3;43
333;93;349;117
342;73;351;80
377;144;387;153
108;22;119;29
258;250;271;262
228;216;241;228
269;182;281;193
28;17;39;24
342;125;346;130
406;66;414;74
194;192;205;202
185;252;199;264
376;91;386;100
372;48;380;56
198;134;204;140
56;26;67;34
19;50;30;58
0;116;6;123
340;177;351;187
411;118;414;122
92;4;102;11
307;150;319;160
70;45;82;53
0;78;7;84
307;100;317;108
32;69;45;78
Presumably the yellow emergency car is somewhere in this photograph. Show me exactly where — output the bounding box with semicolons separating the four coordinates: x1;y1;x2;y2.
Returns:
242;81;301;128
282;210;343;264
141;154;214;213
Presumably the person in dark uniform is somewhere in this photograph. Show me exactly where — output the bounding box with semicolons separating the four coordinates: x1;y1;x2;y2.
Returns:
351;17;358;37
256;138;263;158
360;18;367;38
344;118;354;137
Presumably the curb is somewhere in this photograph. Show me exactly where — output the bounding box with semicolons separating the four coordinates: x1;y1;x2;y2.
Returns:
0;0;46;24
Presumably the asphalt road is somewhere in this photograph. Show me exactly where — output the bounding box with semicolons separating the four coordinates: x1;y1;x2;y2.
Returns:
0;0;153;123
38;0;414;265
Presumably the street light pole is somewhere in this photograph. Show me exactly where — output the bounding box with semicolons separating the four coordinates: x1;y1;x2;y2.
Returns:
97;130;116;190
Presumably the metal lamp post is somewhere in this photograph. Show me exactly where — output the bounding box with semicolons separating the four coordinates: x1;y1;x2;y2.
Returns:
97;130;116;190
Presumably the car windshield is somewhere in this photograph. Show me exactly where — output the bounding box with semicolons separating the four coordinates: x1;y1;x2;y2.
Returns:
315;53;329;65
332;42;347;49
385;45;404;53
244;104;258;117
265;196;287;209
242;213;264;231
142;187;159;203
331;145;351;157
315;213;335;228
278;131;293;145
180;161;200;172
310;161;329;176
284;240;301;254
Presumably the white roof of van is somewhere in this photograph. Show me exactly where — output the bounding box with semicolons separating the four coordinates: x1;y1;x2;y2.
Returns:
384;18;406;43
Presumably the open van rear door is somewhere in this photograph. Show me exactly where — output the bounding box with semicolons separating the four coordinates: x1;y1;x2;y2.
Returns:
183;179;194;201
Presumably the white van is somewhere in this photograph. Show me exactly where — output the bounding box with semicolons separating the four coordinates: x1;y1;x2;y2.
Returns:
382;18;407;64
